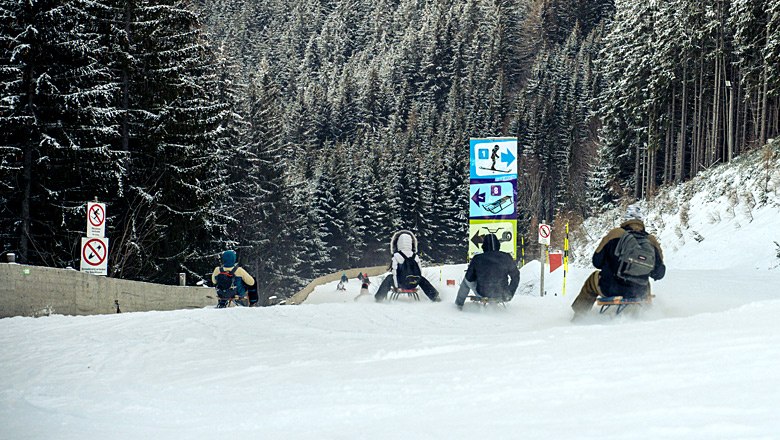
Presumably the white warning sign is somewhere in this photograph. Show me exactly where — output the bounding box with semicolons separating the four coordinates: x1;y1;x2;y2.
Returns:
80;237;109;276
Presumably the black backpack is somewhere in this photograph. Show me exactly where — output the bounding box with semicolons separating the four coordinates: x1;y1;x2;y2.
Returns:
396;252;422;289
215;266;243;298
613;230;656;286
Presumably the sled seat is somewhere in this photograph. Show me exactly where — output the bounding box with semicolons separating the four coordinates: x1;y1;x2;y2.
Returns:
390;287;420;301
596;295;653;314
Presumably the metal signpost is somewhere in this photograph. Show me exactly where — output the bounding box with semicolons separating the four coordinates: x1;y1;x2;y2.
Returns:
468;138;518;260
538;221;551;297
81;200;108;276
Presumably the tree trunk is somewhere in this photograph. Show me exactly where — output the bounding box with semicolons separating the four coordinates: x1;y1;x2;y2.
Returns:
727;73;735;161
664;92;673;184
634;143;642;199
710;47;720;167
122;0;132;154
760;42;769;146
692;59;704;177
21;138;32;264
20;64;35;263
677;64;687;182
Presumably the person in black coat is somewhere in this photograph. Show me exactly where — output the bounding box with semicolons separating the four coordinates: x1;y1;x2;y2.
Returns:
455;233;520;309
570;204;666;319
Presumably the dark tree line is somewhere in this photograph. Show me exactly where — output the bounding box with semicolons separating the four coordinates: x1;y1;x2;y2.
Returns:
2;0;777;297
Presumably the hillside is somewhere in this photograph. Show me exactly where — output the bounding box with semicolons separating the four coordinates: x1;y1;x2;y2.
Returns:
574;141;780;272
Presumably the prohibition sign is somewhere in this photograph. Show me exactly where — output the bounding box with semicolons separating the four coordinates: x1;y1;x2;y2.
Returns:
82;238;108;266
538;223;551;245
88;204;105;227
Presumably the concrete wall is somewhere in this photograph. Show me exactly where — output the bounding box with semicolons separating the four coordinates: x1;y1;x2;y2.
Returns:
0;264;215;318
289;265;389;304
0;263;395;317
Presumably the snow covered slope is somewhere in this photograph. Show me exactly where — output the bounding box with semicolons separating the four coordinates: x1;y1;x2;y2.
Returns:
2;146;780;439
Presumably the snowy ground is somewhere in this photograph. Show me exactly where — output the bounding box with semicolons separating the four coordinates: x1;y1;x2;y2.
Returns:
3;191;780;438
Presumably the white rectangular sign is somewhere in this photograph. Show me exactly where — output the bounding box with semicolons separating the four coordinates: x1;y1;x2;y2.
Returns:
538;223;551;245
86;202;106;238
80;237;109;276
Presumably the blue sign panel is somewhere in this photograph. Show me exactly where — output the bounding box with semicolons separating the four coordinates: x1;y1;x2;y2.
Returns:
469;180;517;219
469;138;518;181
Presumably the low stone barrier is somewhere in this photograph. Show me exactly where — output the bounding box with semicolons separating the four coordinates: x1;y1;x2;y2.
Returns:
0;264;214;318
288;266;389;304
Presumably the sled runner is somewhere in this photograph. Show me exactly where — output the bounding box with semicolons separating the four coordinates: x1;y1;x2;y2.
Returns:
214;294;250;308
596;294;653;315
467;295;507;308
390;287;420;301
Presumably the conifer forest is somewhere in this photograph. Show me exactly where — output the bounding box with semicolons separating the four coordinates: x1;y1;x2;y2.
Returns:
1;0;778;296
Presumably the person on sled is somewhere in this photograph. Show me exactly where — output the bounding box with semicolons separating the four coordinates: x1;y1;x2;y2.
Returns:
570;204;666;320
353;273;372;301
212;250;256;307
374;230;441;302
337;272;348;291
455;233;520;310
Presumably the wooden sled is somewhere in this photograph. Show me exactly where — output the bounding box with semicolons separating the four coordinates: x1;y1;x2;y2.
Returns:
467;295;507;308
215;294;250;308
596;294;654;315
390;287;420;301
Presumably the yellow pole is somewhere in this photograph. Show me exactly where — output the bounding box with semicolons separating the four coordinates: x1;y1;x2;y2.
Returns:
521;236;525;267
563;222;569;296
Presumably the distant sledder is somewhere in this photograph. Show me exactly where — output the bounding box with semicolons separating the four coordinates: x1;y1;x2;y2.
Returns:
337;272;348;291
455;233;520;310
374;230;441;302
212;250;257;308
571;204;666;320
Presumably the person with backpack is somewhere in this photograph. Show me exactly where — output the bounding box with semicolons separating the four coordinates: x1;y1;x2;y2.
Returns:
570;204;666;320
337;272;348;291
374;230;441;302
211;250;256;308
454;233;520;310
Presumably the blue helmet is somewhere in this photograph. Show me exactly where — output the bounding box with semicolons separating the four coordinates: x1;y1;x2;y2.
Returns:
221;250;237;267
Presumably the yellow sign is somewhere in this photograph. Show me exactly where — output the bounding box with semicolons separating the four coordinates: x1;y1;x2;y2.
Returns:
468;219;517;260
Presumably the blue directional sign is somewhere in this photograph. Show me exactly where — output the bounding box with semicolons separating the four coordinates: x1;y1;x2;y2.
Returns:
469;180;517;219
469;138;517;181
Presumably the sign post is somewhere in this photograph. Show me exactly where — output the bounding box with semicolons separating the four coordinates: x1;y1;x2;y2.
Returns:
468;137;518;260
538;221;551;297
82;200;108;276
563;223;569;296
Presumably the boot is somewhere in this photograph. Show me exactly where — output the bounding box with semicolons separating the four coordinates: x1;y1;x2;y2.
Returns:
571;271;601;317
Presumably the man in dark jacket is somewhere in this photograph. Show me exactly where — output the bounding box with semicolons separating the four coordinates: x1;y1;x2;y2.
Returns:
571;204;666;319
455;233;520;309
